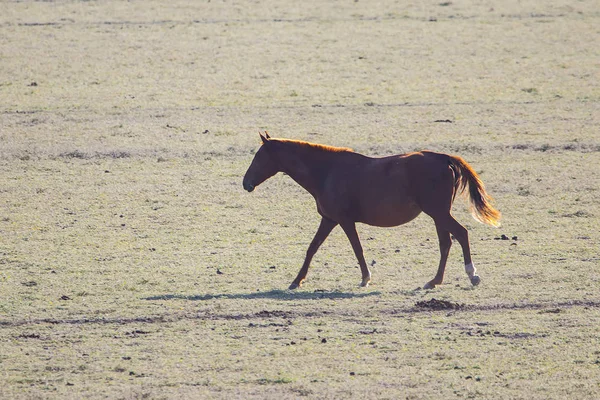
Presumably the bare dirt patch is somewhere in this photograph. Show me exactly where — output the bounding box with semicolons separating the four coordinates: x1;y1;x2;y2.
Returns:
415;298;464;311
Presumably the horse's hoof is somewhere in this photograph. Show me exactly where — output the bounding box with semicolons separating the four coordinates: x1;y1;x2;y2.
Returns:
424;281;436;290
470;275;481;286
288;282;300;290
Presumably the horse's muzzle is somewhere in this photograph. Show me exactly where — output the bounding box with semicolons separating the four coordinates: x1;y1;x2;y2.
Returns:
243;181;255;192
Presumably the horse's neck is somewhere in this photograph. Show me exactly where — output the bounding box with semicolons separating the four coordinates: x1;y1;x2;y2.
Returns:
280;146;331;196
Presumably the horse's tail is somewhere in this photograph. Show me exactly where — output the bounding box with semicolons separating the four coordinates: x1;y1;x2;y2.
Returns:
448;155;501;227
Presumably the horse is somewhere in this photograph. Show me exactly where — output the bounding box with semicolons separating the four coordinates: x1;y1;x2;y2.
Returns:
243;132;501;290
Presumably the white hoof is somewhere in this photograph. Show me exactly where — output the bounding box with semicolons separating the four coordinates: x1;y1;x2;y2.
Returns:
470;275;481;286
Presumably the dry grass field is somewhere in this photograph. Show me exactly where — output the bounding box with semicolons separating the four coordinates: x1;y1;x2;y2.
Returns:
1;0;599;399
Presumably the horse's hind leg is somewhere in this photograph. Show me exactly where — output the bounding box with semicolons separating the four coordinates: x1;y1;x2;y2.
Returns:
424;224;452;289
430;215;480;287
289;217;337;290
418;162;479;288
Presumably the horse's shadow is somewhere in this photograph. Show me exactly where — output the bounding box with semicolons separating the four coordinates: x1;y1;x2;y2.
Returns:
144;289;381;302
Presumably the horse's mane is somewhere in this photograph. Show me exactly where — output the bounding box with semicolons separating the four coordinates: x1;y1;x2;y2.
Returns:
273;138;354;153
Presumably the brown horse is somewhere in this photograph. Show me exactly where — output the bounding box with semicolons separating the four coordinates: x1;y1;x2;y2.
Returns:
243;132;501;290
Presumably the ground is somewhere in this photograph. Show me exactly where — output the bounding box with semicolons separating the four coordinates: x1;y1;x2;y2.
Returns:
1;1;599;399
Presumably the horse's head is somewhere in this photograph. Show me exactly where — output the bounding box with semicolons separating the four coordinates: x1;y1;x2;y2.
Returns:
243;132;278;192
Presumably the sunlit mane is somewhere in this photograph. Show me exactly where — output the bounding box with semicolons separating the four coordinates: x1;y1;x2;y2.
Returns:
274;138;354;153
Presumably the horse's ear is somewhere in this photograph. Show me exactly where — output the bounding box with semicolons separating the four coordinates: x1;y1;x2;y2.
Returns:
259;132;269;144
264;131;271;139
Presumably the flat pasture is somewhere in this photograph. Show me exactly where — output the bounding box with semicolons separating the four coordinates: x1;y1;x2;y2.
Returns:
1;1;599;398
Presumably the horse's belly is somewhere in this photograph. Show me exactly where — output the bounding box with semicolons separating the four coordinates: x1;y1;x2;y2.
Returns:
358;198;422;227
319;162;421;226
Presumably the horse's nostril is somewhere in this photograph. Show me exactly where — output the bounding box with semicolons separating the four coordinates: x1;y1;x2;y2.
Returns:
243;181;255;192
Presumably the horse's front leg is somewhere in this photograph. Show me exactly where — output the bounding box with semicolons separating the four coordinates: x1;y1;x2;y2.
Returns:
289;217;337;290
340;222;371;287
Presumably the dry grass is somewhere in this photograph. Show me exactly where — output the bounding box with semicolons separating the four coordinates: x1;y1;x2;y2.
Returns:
1;1;599;399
